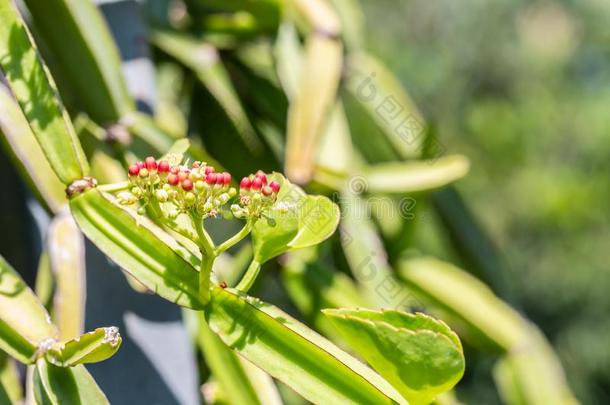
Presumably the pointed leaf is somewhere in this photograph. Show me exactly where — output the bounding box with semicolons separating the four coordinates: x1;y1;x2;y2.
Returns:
324;308;464;405
0;0;89;184
46;327;121;367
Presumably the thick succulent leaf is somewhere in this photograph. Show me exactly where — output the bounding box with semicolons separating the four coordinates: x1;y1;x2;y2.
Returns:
0;84;65;213
251;174;339;263
69;188;203;309
46;327;121;367
197;313;277;405
0;0;89;184
284;27;343;183
0;352;22;404
324;308;464;405
47;212;85;341
493;328;578;405
23;0;134;123
33;361;109;405
0;256;57;364
398;258;528;352
205;286;405;405
361;155;470;194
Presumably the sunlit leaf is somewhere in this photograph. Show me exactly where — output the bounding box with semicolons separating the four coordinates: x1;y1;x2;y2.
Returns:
33;361;109;405
46;327;121;367
324;308;464;405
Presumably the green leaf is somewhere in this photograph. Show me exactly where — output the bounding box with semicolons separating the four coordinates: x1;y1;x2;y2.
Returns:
196;313;277;405
23;0;134;124
324;308;464;405
0;85;66;213
69;188;203;309
284;11;343;183
206;286;406;405
0;0;89;184
0;256;57;364
33;361;109;405
398;257;528;352
251;174;339;263
47;212;85;341
361;155;470;194
46;327;121;367
0;352;23;404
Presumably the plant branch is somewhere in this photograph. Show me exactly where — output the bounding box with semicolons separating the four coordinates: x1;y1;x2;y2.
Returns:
235;259;261;293
214;220;253;256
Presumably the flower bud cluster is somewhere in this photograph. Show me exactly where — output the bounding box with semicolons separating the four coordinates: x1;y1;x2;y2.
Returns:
118;156;236;218
231;170;281;219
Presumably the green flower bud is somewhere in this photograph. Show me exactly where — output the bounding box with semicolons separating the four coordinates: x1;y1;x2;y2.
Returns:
155;189;169;202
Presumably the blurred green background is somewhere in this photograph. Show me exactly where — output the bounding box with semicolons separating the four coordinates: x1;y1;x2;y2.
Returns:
360;0;610;403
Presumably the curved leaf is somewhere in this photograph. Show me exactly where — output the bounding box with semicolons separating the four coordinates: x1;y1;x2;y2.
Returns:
251;174;339;263
23;0;134;123
0;84;65;213
33;361;109;405
324;308;464;405
206;286;406;405
361;155;470;194
69;188;203;309
0;256;57;364
46;327;121;367
0;0;89;184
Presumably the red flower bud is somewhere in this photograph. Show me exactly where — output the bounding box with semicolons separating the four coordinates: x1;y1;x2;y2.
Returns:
182;179;194;191
145;156;157;171
215;174;224;185
255;170;268;185
222;172;231;185
168;173;179;186
269;181;280;193
128;164;139;176
262;186;273;196
158;160;170;173
136;161;145;170
240;177;251;189
178;171;188;182
205;166;215;175
205;172;217;184
251;177;263;190
170;166;180;174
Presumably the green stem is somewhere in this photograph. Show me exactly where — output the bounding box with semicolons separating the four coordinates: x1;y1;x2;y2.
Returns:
191;213;216;303
214;220;253;256
99;181;130;193
235;259;261;293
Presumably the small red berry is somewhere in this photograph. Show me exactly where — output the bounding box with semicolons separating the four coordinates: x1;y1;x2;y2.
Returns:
145;156;157;171
128;164;139;176
136;161;145;170
178;171;188;182
158;160;170;173
262;186;273;196
205;166;215;175
222;172;231;185
182;179;194;191
251;177;263;190
269;181;280;193
240;177;251;189
170;166;180;174
168;174;179;186
205;172;217;184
